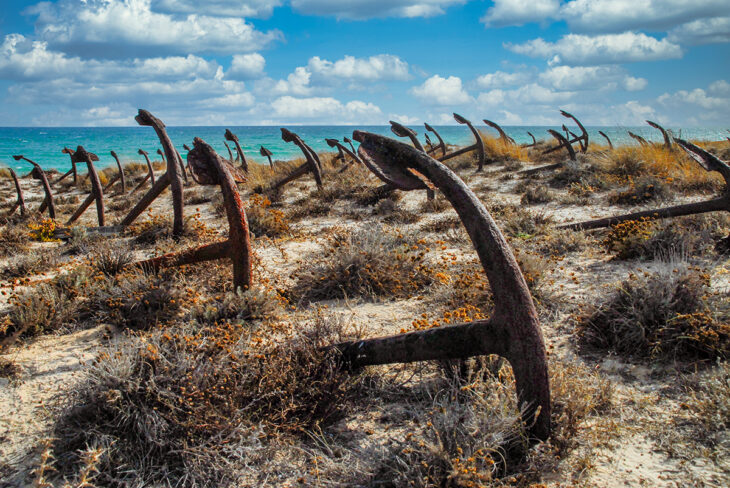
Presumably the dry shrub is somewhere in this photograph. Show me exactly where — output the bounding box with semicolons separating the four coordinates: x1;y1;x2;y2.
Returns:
375;198;422;224
491;204;552;238
420;215;461;234
184;187;214;205
289;226;434;303
89;240;134;276
1;248;60;278
63;226;104;255
579;265;729;361
539;228;589;257
1;283;78;345
548;159;607;190
0;222;29;257
373;357;613;487
245;193;291;238
607;175;671;206
678;361;730;440
128;210;216;245
89;270;185;330
603;215;727;260
0;357;22;380
481;134;529;163
287;194;332;221
419;194;450;213
106;194;135;213
193;286;286;323
427;260;493;316
51;313;360;487
516;182;554;204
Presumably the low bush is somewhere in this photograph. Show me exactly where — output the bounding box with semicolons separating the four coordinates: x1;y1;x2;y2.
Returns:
607;176;671;206
245;193;291;238
579;265;729;361
289;226;434;303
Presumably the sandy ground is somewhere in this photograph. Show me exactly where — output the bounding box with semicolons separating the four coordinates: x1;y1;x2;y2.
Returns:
1;149;729;487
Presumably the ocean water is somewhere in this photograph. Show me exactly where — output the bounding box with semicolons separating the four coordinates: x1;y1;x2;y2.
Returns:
0;125;728;174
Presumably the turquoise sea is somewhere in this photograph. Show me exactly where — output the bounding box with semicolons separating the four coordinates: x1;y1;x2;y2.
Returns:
1;125;728;174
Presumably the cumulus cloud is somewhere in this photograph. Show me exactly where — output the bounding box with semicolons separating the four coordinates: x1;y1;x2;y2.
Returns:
289;0;465;19
26;0;282;58
539;65;647;91
481;0;560;27
668;16;730;45
228;53;266;79
270;95;382;122
506;32;683;65
151;0;283;18
475;70;532;89
656;81;730;125
307;55;410;82
560;0;730;34
410;75;471;105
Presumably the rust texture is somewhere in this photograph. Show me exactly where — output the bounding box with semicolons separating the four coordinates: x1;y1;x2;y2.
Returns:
277;128;322;189
67;146;105;226
547;129;576;161
628;131;649;146
138;149;156;185
13;155;55;219
134;138;252;290
7;168;25;216
483;119;515;144
598;131;613;149
326;138;362;174
225;129;249;173
56;147;78;184
646;120;673;149
108;151;126;193
424;123;447;158
562;139;730;233
452;113;486;171
560;110;588;152
526;132;537;147
337;131;551;441
224;141;235;162
259;146;274;168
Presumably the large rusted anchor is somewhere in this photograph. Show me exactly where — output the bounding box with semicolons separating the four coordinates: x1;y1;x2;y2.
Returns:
438;113;486;171
56;147;78;185
259;146;274;168
518;129;577;177
484;119;515;145
561;139;730;240
335;131;551;441
105;151;127;194
598;131;613;149
390;121;436;199
424;123;447;158
131;148;156;193
261;128;323;192
6;168;25;216
646;120;673;149
628;131;649;147
66;146;105;226
118;110;190;236
134;137;252;290
542;110;588;155
525;132;537;148
225;129;248;173
325;138;361;174
13;155;55;219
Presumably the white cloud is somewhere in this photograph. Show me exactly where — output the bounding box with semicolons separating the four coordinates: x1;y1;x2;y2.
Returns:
270;95;382;122
539;65;647;91
228;53;266;79
410;75;471;105
475;70;531;89
506;32;683;65
481;0;560;27
390;113;420;124
151;0;283;18
290;0;465;19
269;67;314;96
668;16;730;45
709;80;730;96
307;54;410;81
560;0;730;34
26;0;282;57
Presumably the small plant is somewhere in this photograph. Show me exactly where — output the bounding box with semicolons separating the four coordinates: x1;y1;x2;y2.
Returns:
246;193;291;238
1;250;60;278
518;183;555;204
89;240;134;276
0;222;30;257
290;226;434;303
194;286;285;323
602;218;656;260
374;199;421;224
491;204;552;238
1;284;77;346
579;265;729;361
28;218;59;242
608;175;671;206
90;270;185;330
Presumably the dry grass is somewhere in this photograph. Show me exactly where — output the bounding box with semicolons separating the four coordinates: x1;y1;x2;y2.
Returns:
1;283;78;346
481;134;529;163
245;193;291;238
50;312;361;487
579;264;729;361
1;248;60;278
289;226;434;303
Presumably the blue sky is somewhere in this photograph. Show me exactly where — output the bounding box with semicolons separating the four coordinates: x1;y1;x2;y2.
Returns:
0;0;728;126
